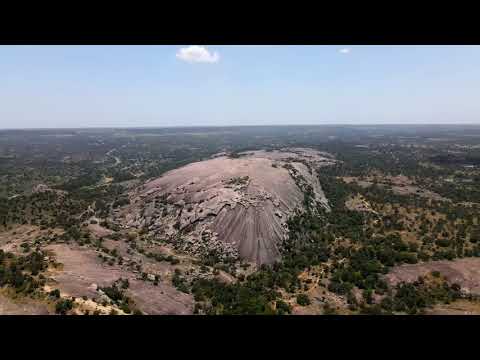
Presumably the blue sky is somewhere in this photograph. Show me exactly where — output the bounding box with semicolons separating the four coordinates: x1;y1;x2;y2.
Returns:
1;45;480;129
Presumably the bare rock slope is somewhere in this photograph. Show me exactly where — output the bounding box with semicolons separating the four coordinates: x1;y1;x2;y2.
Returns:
385;258;480;295
115;148;335;265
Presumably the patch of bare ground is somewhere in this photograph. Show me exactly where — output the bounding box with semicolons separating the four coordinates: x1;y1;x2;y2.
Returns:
100;238;131;259
0;225;63;254
215;270;236;284
44;243;194;314
0;288;51;315
106;236;204;280
391;185;448;202
419;162;444;170
44;244;125;298
290;285;351;315
127;281;192;315
285;265;350;315
345;194;377;214
385;258;480;295
342;175;449;202
86;220;113;238
427;299;480;315
41;284;123;315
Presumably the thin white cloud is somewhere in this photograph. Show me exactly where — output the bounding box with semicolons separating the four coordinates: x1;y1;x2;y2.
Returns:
176;46;220;63
339;48;351;54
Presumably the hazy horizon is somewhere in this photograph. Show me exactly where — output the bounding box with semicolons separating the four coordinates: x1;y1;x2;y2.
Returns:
1;45;480;129
4;123;480;131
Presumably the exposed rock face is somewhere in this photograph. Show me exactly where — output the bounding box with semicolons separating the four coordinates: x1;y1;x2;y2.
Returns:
114;148;335;265
385;258;480;296
32;183;67;196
